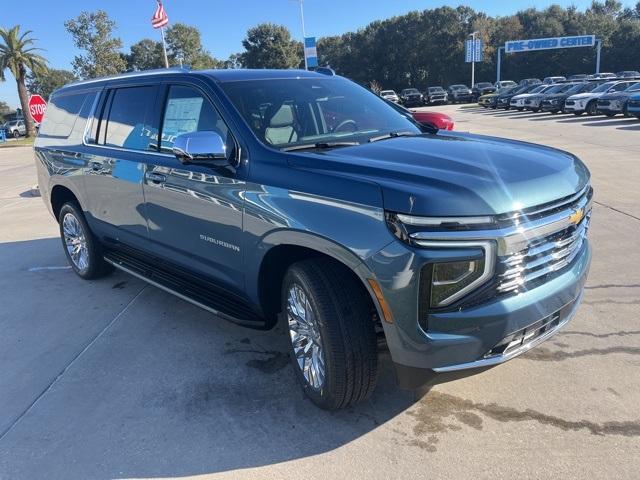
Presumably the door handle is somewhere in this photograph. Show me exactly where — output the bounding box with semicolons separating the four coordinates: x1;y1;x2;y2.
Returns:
145;172;166;184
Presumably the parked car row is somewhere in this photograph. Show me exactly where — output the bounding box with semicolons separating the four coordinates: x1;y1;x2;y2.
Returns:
478;75;640;119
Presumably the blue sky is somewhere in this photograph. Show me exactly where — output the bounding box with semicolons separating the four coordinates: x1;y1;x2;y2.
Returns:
1;0;636;108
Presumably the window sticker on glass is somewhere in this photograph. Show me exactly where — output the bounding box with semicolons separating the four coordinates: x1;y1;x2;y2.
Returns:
161;97;204;146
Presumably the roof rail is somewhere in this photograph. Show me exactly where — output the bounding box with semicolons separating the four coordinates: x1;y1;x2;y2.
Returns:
62;67;191;89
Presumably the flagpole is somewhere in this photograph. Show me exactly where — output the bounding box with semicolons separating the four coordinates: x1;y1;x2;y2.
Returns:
160;26;169;68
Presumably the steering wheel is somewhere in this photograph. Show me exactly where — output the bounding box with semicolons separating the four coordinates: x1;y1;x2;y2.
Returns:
334;119;358;133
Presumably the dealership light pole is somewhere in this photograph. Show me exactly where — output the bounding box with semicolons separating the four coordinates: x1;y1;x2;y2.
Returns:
292;0;308;70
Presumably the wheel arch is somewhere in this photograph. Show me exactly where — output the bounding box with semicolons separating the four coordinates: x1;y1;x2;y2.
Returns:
253;232;383;328
50;183;83;222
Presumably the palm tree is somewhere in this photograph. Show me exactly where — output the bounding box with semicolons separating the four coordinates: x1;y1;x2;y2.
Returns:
0;26;47;137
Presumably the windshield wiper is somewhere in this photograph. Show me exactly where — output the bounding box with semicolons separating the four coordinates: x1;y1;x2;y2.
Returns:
368;131;417;143
282;141;360;152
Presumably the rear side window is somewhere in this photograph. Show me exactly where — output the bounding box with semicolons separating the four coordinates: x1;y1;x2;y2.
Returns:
102;86;156;151
39;92;91;138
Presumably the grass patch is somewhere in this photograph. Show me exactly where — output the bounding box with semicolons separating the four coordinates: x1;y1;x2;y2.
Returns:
0;136;35;148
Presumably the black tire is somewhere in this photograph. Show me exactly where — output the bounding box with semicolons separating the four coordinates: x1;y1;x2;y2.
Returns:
517;107;524;111
13;130;20;139
573;112;582;116
281;258;378;410
623;104;631;118
605;113;616;117
58;202;113;280
586;101;598;116
532;107;540;113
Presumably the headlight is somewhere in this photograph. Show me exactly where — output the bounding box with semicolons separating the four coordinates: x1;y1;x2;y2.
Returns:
385;213;497;308
431;258;487;307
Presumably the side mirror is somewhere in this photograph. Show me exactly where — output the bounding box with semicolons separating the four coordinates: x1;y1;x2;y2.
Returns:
172;131;229;166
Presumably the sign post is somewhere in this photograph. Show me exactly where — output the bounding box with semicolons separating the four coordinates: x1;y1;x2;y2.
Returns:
28;94;47;125
465;34;483;87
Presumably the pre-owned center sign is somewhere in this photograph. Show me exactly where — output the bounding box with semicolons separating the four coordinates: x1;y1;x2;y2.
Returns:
505;35;595;53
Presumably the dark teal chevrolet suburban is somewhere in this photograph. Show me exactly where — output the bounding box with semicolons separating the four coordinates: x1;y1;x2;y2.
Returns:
35;68;592;410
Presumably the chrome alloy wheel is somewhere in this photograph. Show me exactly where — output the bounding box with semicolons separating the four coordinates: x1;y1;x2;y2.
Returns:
287;284;326;390
62;213;89;272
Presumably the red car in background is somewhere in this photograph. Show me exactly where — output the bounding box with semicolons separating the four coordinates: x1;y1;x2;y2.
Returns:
409;109;455;130
382;97;455;130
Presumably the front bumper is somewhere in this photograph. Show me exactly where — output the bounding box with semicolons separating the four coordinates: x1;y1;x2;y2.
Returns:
366;223;591;388
541;101;562;111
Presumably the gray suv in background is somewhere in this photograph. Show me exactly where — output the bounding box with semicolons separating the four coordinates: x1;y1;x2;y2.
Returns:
35;68;592;410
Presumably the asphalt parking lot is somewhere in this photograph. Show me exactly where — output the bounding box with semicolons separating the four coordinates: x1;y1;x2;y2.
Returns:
1;108;639;479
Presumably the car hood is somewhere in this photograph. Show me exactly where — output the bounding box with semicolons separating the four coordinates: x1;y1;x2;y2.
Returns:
287;133;589;217
512;93;536;100
544;93;569;100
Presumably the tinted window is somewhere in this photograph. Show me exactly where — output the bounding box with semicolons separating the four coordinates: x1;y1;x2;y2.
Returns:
220;77;419;149
39;92;91;138
612;82;632;92
103;86;156;150
159;85;230;153
626;82;640;91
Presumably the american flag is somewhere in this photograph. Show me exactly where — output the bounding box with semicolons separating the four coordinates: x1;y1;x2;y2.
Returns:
151;0;169;29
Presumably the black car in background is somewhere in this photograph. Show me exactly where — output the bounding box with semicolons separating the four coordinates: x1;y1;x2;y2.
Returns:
424;86;448;105
540;82;595;114
400;88;424;107
597;81;640;116
497;84;538;109
447;84;473;103
524;83;571;112
471;82;496;101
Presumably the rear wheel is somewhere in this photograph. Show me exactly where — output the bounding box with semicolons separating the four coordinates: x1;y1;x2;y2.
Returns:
573;111;582;116
12;130;20;139
282;259;378;410
58;202;113;280
605;113;616;117
517;107;524;111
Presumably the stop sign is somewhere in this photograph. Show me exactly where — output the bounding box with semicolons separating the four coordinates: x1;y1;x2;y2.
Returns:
28;94;47;124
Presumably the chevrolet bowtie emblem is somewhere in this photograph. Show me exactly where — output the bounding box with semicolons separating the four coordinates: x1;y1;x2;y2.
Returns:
568;208;585;225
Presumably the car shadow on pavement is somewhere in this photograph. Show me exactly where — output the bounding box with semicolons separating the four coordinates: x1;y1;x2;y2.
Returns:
579;118;639;127
0;237;415;479
617;124;640;131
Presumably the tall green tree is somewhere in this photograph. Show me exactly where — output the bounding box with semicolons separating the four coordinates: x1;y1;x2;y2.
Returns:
27;68;76;100
65;10;126;79
0;100;10;123
165;23;221;69
240;23;302;69
0;26;47;137
126;39;165;71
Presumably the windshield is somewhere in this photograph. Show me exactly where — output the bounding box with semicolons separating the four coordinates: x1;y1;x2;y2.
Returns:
627;82;640;91
476;83;492;88
403;89;419;94
592;81;616;93
529;85;546;94
451;85;467;90
220;77;420;150
429;87;444;92
565;83;588;94
380;90;395;96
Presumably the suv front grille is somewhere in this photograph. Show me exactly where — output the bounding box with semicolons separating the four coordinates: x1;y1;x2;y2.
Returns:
497;213;590;293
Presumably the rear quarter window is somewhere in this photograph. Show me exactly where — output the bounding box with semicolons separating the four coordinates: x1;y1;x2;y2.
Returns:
39;92;93;139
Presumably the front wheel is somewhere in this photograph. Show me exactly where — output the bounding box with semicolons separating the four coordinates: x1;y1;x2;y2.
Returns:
586;101;598;116
12;130;20;139
58;202;113;279
282;259;378;410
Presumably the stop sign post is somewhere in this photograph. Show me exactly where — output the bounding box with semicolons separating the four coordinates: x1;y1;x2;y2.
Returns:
28;95;47;124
